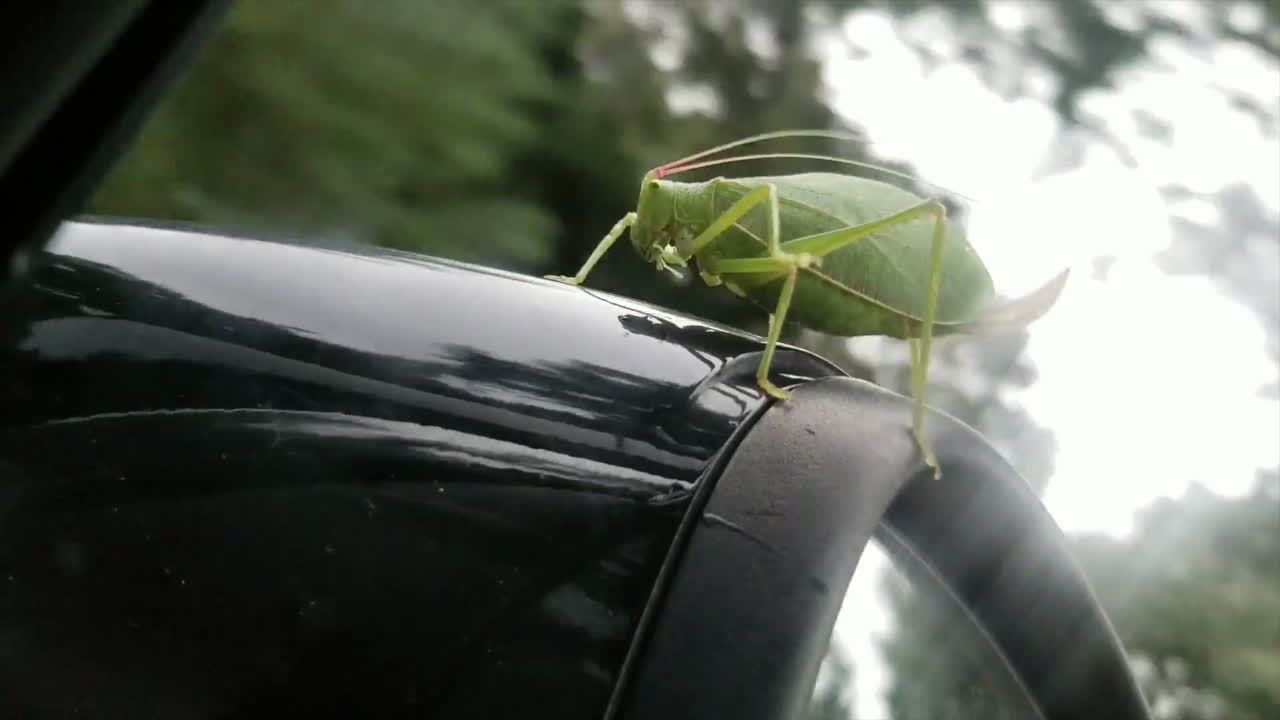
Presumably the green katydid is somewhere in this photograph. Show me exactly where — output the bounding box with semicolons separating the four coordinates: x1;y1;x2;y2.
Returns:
547;130;1068;478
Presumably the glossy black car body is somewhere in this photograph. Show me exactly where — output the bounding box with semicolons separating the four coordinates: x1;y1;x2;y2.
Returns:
0;220;831;716
0;3;1152;719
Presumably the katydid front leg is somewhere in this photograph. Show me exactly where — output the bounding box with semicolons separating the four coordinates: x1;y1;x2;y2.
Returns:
546;212;636;285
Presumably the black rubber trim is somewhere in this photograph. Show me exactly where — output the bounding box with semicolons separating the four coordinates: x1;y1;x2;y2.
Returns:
617;377;913;719
617;376;1150;720
878;418;1152;719
0;1;230;290
0;2;147;175
603;349;844;719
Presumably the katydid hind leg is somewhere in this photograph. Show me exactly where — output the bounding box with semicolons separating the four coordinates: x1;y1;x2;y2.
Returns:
545;212;636;285
911;204;948;480
766;183;782;256
780;198;944;261
778;196;950;476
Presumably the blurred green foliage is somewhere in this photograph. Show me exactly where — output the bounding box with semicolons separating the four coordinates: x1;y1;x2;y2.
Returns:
88;1;1278;718
1074;474;1280;720
879;474;1280;720
90;0;568;266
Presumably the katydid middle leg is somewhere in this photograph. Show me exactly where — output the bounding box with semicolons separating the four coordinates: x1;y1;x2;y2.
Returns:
695;183;813;400
704;255;801;399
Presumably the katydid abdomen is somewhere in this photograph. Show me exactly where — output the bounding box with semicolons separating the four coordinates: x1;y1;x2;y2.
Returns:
671;173;996;338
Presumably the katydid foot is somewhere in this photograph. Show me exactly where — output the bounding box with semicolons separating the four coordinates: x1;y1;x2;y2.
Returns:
544;275;581;285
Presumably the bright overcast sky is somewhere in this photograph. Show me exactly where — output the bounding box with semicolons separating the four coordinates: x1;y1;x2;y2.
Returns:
826;4;1278;537
821;2;1279;716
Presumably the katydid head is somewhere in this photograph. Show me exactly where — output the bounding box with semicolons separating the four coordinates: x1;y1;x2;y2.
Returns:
631;174;688;275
